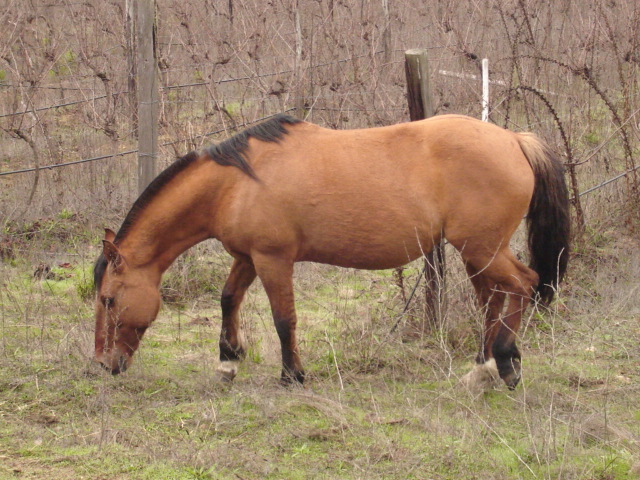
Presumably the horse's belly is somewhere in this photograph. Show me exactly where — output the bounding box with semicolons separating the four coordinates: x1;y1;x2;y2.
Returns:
299;231;435;270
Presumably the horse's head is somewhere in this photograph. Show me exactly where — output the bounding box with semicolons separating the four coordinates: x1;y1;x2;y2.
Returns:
93;229;161;374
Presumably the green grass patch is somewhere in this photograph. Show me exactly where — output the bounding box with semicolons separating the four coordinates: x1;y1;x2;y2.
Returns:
1;230;639;479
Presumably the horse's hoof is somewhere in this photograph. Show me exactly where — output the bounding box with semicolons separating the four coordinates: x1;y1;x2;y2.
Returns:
504;373;521;390
502;359;522;390
280;369;305;387
215;360;239;383
461;358;500;394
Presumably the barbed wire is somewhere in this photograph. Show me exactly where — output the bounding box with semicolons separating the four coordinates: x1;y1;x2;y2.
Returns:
0;94;111;119
573;164;640;199
0;84;95;91
0;149;137;176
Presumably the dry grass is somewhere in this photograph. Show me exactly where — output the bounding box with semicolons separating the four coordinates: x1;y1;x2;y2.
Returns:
1;219;638;479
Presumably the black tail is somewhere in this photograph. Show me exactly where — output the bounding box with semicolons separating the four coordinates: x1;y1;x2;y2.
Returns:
517;133;571;305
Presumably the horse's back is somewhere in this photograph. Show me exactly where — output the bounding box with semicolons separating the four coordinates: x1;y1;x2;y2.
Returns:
224;115;535;269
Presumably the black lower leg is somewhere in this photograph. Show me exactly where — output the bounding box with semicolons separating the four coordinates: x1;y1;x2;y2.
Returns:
492;339;521;389
219;291;245;362
219;334;245;362
274;317;305;385
280;367;306;385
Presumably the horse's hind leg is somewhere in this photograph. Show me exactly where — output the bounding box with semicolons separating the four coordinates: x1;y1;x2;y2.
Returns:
252;253;305;385
461;264;505;391
217;258;257;381
461;249;538;390
490;254;539;389
465;264;506;364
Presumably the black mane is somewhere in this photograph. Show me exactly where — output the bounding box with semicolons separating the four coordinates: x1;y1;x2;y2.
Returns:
116;151;200;243
94;115;301;290
206;114;301;178
93;151;199;291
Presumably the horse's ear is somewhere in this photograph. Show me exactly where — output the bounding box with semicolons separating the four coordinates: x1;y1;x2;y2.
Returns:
104;228;116;242
102;240;124;270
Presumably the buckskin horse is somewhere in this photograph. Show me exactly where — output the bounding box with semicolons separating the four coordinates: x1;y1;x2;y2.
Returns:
93;114;570;390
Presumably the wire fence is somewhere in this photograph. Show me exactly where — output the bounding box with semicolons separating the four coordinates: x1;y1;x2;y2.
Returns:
1;70;637;206
1;0;638;227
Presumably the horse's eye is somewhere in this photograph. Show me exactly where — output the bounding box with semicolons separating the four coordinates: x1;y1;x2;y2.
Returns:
102;297;115;308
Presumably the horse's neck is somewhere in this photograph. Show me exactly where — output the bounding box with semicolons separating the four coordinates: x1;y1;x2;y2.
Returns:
118;161;227;275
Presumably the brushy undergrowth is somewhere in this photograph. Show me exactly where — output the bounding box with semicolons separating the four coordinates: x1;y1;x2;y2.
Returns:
0;220;639;480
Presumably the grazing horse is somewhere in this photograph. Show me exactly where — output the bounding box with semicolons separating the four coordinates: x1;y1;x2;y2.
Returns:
93;114;570;389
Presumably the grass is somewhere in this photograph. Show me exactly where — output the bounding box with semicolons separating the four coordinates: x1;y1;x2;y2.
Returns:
0;222;639;480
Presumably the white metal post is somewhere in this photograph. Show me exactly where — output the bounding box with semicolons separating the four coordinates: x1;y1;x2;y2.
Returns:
482;58;489;122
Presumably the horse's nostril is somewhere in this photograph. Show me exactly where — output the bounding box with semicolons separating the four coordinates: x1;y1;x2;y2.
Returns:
117;356;128;374
96;356;127;375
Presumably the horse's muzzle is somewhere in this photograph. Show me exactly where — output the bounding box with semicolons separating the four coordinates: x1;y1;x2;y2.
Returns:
95;353;129;375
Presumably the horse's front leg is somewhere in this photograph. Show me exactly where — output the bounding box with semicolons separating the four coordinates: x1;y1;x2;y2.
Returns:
216;258;257;381
253;254;305;385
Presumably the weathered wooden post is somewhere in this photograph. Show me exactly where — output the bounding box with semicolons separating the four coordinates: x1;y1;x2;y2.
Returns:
294;1;305;119
125;0;137;129
382;0;391;64
137;0;158;194
404;49;445;331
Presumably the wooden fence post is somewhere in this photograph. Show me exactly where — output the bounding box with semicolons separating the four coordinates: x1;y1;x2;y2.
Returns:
294;1;305;119
137;0;158;194
405;49;434;119
382;0;391;64
404;49;445;331
125;0;137;130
